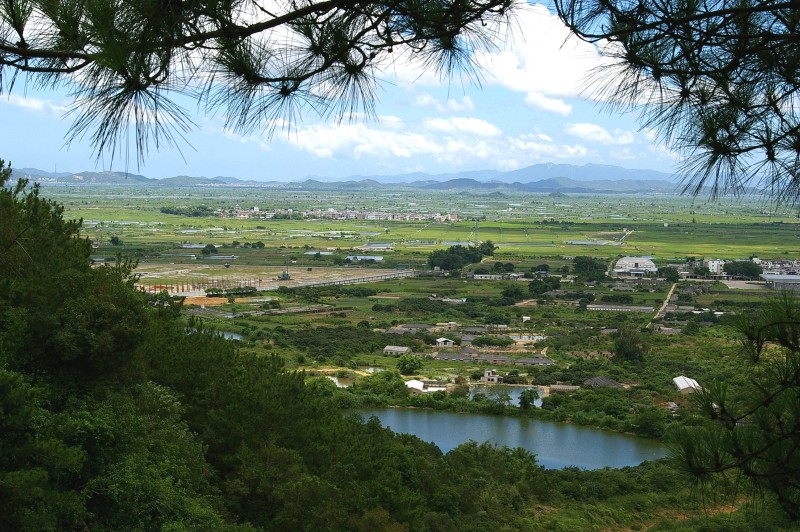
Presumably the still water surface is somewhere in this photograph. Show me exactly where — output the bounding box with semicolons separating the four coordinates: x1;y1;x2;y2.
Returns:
358;408;668;469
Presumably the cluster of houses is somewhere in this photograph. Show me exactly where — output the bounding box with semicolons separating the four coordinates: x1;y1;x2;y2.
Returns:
302;209;458;222
382;320;555;369
221;205;458;222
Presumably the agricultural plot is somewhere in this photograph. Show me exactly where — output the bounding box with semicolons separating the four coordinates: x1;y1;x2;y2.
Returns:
38;184;799;268
135;263;414;295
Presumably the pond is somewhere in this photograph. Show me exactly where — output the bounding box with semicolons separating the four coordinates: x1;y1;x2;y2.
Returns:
357;408;668;470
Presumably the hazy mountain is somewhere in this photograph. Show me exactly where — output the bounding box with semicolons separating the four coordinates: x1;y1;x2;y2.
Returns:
406;176;678;194
330;163;678;184
11;162;682;194
13;167;74;179
335;169;505;183
12;168;153;184
495;163;677;183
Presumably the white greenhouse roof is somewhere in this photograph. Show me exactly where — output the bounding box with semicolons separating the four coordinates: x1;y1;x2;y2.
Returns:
673;375;702;391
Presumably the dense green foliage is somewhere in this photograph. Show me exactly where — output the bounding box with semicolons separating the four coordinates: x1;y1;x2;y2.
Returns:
160;205;215;217
723;260;763;279
396;354;424;375
472;335;515;347
206;286;259;297
428;243;495;270
572;256;609;281
612;326;649;362
528;275;561;295
658;266;679;282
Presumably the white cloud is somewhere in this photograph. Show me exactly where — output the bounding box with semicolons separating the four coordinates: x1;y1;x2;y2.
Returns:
219;128;273;151
279;118;595;172
377;115;405;129
414;93;438;108
507;134;588;159
290;123;442;159
564;122;634;145
608;147;637;161
423;117;502;137
379;51;445;88
475;4;619;102
447;96;474;112
524;92;572;115
2;94;69;115
414;94;475;113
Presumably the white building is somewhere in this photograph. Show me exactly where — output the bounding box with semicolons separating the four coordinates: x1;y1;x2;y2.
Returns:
704;259;726;274
613;256;658;276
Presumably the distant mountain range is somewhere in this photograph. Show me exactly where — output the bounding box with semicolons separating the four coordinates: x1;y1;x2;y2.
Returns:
11;163;684;194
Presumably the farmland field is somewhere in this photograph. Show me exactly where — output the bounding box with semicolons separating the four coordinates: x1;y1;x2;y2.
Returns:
42;185;800;265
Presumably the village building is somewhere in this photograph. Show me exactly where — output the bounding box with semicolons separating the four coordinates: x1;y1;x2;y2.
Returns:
383;345;411;357
435;353;475;362
515;357;554;366
480;369;503;384
436;337;456;347
586;304;655;312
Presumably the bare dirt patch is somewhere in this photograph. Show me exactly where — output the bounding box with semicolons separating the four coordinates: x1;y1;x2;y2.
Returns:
183;296;230;306
719;280;767;290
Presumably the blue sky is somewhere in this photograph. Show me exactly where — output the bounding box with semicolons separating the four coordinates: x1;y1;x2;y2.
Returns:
0;5;679;181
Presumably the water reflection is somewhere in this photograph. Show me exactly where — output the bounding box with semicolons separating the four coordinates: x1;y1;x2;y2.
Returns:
357;408;667;470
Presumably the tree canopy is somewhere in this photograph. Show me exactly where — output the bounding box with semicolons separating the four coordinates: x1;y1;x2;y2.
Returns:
723;260;763;279
553;0;800;206
0;0;517;164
